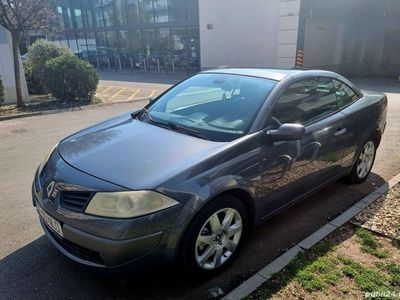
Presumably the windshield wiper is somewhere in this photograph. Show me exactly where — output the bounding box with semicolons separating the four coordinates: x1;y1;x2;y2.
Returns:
136;109;208;140
167;121;208;140
137;108;169;128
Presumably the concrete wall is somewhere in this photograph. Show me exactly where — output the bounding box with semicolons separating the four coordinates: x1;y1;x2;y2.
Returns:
0;26;29;104
199;0;300;69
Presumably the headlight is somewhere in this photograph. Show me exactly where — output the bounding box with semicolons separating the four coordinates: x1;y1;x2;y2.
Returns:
39;143;58;173
85;191;179;218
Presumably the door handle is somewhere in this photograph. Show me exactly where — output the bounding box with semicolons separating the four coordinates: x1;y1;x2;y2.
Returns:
334;128;347;136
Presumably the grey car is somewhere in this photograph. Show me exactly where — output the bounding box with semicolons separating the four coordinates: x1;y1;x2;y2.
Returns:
32;69;387;274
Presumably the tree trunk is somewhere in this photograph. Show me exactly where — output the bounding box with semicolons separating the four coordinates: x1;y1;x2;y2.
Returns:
11;34;24;107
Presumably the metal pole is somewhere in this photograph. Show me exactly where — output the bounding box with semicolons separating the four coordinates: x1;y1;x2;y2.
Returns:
172;58;175;73
130;57;134;72
157;58;160;73
118;56;122;71
144;58;147;73
107;58;111;70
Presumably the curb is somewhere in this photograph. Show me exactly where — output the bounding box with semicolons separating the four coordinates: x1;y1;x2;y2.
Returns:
0;97;150;122
223;172;400;300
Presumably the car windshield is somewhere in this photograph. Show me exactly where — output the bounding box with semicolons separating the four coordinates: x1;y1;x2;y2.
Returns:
142;73;277;142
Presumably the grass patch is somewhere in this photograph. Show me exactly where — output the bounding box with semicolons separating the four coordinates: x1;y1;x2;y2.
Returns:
247;241;336;298
250;226;400;299
377;262;400;287
340;257;391;292
356;228;390;258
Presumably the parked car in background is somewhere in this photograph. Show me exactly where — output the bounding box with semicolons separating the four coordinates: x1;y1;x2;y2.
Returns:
32;69;387;274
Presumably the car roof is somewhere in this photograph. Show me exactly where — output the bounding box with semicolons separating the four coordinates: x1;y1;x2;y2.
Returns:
201;68;337;82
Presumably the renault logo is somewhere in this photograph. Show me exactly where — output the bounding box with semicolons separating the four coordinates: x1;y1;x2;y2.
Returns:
46;181;57;198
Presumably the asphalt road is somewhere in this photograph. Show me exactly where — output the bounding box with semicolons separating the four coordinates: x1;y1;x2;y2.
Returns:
97;71;184;103
0;79;399;299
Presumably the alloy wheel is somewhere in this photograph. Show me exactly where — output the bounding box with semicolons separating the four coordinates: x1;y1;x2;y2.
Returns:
195;208;242;270
356;141;375;179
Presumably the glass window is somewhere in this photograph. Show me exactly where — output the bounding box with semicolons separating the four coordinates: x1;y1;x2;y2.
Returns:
94;0;105;27
272;78;338;125
170;28;186;71
157;28;170;54
86;32;99;67
127;0;140;24
186;0;199;23
76;32;88;54
169;0;186;22
143;29;157;58
96;32;109;68
67;32;79;54
114;0;127;25
63;7;73;29
56;6;65;29
82;6;95;28
139;0;155;23
103;0;115;27
73;8;84;29
146;74;276;141
333;80;359;108
153;0;169;23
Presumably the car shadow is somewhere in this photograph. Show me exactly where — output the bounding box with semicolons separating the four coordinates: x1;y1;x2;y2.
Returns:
0;172;386;299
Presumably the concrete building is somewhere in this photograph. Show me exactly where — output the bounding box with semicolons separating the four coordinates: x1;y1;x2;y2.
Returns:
199;0;300;69
0;26;29;104
199;0;400;77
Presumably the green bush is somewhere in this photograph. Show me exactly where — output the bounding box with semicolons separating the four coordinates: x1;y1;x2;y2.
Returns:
44;55;99;101
23;59;46;94
0;75;4;103
28;39;71;85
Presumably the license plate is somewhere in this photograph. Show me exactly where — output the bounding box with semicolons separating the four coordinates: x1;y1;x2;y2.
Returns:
37;206;63;237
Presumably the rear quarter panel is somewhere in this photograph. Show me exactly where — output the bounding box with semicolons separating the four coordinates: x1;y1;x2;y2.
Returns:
340;91;387;168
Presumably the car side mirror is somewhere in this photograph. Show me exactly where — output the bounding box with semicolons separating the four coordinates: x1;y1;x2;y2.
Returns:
267;123;305;142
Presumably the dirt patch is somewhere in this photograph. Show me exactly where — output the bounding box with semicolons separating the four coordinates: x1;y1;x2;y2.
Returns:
353;183;400;239
0;95;102;117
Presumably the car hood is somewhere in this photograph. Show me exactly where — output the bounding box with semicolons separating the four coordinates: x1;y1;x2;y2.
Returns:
57;113;225;189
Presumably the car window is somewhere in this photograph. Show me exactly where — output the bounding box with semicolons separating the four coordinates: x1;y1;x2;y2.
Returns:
147;73;277;141
333;79;359;108
271;78;338;126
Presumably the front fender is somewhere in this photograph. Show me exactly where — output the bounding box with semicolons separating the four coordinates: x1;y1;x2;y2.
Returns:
188;175;257;213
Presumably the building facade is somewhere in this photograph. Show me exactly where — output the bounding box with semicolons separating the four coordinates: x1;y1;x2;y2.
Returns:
48;0;400;77
50;0;200;72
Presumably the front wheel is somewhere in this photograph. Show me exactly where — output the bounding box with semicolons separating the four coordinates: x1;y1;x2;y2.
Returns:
180;195;248;274
346;139;377;184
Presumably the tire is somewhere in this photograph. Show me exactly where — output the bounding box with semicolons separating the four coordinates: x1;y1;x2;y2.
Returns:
345;138;377;184
179;195;248;275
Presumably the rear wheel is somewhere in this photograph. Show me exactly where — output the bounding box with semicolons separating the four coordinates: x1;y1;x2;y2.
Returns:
346;139;376;183
180;195;248;274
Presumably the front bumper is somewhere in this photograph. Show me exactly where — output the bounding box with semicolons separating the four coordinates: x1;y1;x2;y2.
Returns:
39;215;163;267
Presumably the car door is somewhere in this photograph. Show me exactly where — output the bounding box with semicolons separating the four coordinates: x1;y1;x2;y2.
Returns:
258;77;350;217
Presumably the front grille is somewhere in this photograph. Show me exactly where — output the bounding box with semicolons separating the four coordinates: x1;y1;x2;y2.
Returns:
59;191;94;213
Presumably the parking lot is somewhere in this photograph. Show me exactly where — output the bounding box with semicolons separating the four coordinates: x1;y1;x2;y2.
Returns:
96;71;185;103
0;78;399;299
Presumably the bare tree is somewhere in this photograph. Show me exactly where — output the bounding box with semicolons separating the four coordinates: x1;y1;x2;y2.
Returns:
0;0;58;107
